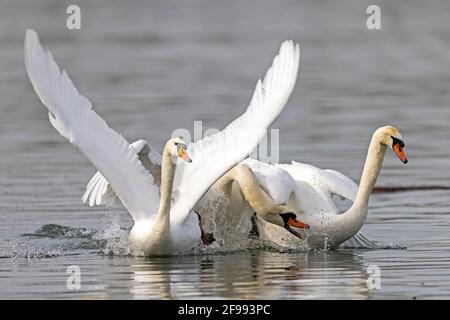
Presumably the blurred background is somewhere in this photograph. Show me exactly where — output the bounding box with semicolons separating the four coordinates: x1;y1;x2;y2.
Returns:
0;0;450;299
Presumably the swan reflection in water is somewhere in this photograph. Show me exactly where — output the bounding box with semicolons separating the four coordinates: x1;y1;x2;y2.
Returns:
128;250;373;299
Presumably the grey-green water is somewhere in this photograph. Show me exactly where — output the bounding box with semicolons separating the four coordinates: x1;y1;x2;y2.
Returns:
1;0;450;299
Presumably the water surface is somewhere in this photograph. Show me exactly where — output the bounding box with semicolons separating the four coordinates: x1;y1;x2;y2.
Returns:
1;0;450;299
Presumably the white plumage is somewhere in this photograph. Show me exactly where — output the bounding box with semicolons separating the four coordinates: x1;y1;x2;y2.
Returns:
25;29;160;223
170;40;300;224
82;139;162;207
25;29;301;254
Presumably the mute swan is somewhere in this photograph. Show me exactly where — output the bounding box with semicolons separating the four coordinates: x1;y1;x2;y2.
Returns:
24;29;301;255
251;125;408;249
84;140;309;245
85;126;407;250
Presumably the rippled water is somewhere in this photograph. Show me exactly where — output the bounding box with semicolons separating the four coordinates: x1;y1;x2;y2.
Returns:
1;0;450;299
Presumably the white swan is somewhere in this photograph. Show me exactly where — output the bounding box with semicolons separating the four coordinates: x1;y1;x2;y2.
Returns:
85;126;407;250
84;141;310;241
24;29;301;255
249;125;408;249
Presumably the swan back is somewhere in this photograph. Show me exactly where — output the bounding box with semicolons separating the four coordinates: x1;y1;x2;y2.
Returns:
276;162;357;215
242;158;296;205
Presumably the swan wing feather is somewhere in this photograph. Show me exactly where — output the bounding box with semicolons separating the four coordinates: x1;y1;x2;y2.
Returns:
25;29;160;221
171;40;301;223
82;140;162;207
242;158;296;205
277;162;341;214
282;162;358;214
322;169;358;201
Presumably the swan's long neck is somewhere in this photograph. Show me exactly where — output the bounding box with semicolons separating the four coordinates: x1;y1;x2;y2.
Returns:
340;134;387;233
130;143;176;253
215;164;279;215
154;146;176;230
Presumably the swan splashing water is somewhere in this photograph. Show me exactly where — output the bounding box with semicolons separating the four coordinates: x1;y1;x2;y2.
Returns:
24;29;300;255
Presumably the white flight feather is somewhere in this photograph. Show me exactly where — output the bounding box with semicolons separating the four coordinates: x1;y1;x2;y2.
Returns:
24;29;160;222
26;29;301;234
170;40;300;223
82;140;162;207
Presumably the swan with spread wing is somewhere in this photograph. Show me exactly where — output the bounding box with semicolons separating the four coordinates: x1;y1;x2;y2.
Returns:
25;29;301;255
84;126;407;250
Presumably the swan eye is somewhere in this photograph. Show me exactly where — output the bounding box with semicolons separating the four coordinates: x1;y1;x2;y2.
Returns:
391;136;404;148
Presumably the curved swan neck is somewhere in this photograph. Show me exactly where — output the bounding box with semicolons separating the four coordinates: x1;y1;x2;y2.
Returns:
155;145;176;227
217;164;278;215
342;133;387;229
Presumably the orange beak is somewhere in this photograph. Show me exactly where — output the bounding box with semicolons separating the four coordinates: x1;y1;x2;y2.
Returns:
393;144;408;164
178;147;192;163
287;216;310;229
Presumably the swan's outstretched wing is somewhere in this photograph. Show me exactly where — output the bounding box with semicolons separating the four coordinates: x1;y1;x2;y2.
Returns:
322;169;358;201
281;161;359;214
24;29;160;222
277;162;341;214
82;140;162;207
171;40;300;223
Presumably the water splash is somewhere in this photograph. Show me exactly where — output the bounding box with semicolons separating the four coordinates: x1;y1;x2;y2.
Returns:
1;239;65;260
194;188;255;253
98;213;133;256
23;224;98;239
14;200;405;258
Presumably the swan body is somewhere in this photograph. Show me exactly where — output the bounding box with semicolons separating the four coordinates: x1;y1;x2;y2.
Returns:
240;158;296;205
83;127;408;251
253;126;407;249
85;145;308;247
115;126;407;251
127;138;201;255
25;29;300;255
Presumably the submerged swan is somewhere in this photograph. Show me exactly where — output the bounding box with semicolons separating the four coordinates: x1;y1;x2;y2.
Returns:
24;29;301;255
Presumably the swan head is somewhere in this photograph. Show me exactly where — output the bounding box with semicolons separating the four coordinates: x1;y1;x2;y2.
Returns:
374;126;407;164
261;209;310;239
167;137;192;163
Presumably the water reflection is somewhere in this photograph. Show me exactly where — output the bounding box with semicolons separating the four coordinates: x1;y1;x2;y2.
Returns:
1;0;450;299
127;250;371;299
